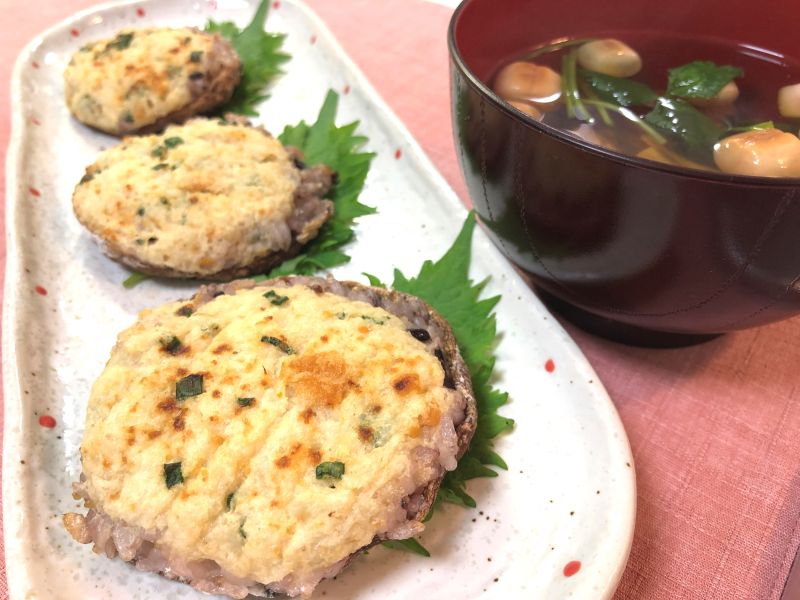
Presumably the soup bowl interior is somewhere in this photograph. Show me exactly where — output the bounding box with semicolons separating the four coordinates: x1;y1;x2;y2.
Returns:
449;0;800;346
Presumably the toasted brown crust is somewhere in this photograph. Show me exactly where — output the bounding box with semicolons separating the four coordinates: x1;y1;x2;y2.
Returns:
98;163;333;282
193;275;479;518
65;276;476;596
125;34;241;136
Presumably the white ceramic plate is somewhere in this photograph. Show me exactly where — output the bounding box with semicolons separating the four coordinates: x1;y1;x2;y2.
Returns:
3;1;636;598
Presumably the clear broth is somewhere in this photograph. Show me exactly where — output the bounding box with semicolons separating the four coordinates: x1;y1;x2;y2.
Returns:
493;32;800;173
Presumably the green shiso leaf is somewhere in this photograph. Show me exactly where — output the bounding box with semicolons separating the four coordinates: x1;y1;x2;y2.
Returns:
265;90;376;277
205;0;290;116
666;60;743;99
381;538;431;557
388;212;513;506
379;213;513;558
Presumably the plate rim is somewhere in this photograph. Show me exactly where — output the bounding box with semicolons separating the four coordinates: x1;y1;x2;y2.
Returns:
1;0;637;597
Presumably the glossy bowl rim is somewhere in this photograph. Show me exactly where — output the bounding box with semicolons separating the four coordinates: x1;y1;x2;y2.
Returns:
447;0;800;187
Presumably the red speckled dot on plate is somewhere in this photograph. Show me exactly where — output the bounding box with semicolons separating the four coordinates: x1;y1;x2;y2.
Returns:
70;28;80;37
136;7;145;17
545;358;555;372
272;1;280;8
29;187;41;197
343;84;351;95
31;117;41;125
34;285;47;296
32;61;40;69
310;35;317;44
38;415;56;429
563;560;581;577
394;148;402;159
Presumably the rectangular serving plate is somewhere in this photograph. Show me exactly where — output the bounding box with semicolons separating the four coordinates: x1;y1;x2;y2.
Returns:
3;1;635;598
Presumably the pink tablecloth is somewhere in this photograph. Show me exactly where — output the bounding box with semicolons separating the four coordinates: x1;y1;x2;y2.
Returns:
2;1;800;598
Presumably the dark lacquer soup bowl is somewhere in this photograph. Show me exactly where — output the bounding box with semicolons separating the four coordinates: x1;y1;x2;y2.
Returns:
448;0;800;346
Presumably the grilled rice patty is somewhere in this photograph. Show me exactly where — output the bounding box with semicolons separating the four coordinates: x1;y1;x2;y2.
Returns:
64;28;240;135
72;118;333;279
67;278;473;596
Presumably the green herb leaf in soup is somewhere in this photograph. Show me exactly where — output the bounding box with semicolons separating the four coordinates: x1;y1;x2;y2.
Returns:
644;97;725;151
261;336;294;355
580;69;658;107
666;60;743;99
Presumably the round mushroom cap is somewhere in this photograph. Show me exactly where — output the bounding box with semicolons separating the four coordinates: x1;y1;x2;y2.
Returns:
72;118;322;279
64;28;241;135
75;278;475;594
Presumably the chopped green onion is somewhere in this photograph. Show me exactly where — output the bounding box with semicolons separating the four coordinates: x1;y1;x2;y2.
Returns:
176;373;204;400
159;335;183;355
263;290;289;306
727;121;775;133
164;462;184;488
237;397;254;407
107;33;133;51
360;315;386;325
164;136;184;148
561;48;591;122
152;163;169;171
238;519;247;539
261;336;294;355
315;461;345;480
226;492;235;511
122;271;149;289
582;87;613;126
190;51;203;63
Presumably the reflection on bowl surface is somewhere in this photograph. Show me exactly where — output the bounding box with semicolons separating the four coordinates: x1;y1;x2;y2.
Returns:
449;0;800;344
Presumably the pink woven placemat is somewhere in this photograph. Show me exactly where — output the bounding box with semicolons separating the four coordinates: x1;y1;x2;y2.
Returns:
2;1;800;599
